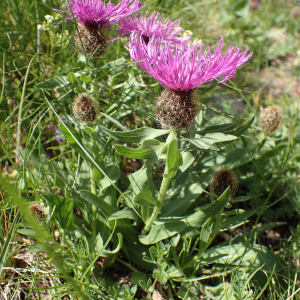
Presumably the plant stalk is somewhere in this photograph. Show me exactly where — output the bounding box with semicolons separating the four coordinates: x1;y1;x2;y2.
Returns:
143;175;172;234
90;132;97;240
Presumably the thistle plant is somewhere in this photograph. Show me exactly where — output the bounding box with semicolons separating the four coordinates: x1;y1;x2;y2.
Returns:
4;0;295;298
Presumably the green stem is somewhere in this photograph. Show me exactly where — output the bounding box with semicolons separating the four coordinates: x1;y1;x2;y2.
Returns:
142;131;177;234
90;132;97;240
143;175;172;234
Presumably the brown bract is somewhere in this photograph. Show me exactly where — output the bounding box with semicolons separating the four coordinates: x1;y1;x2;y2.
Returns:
259;106;282;133
76;24;107;57
28;203;45;221
156;89;200;130
73;95;99;123
210;169;238;198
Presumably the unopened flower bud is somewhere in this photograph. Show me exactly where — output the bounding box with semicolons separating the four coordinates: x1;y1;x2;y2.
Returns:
73;95;99;123
28;203;46;221
259;106;282;133
210;169;238;198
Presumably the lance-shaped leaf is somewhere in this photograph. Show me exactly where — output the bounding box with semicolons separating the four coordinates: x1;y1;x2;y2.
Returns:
139;220;186;245
99;126;170;144
115;139;167;160
59;122;89;161
184;133;237;151
227;116;255;137
35;76;69;89
165;139;183;179
203;243;284;272
183;187;230;227
194;123;237;135
134;185;156;207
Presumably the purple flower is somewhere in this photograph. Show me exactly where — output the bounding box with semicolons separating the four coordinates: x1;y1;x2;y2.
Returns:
56;119;72;142
120;11;190;44
128;34;252;91
56;0;142;29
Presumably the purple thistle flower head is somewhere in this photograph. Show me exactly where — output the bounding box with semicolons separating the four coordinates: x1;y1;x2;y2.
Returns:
56;0;142;29
120;11;190;44
128;34;252;91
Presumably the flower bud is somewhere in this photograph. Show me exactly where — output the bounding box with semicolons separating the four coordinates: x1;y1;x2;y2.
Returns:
73;95;99;123
210;169;238;198
259;106;282;133
28;203;46;221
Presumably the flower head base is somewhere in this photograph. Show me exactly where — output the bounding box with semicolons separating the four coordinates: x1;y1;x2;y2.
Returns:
210;169;238;198
73;95;99;123
76;24;107;56
259;106;282;133
156;89;199;129
120;11;190;45
59;0;142;29
129;34;252;91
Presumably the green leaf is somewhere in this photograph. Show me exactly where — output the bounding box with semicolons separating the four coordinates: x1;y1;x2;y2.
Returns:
223;148;252;169
123;241;153;271
100;58;127;75
100;113;129;131
174;151;195;179
227;116;255;137
0;212;19;276
80;73;93;83
221;210;256;229
195;123;237;134
115;139;167;160
59;122;89;161
129;167;151;196
99;126;170;143
165;139;183;179
79;190;117;218
131;272;148;286
230;196;251;202
134;185;156;207
103;233;123;254
35;76;69;89
67;72;79;85
108;208;138;221
203;243;284;272
100;164;121;190
139;221;186;245
160;167;218;217
185;133;237;151
183;188;230;227
199;218;215;243
39;191;73;228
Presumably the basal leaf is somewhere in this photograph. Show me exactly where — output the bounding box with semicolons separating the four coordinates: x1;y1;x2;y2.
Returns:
139;221;186;245
203;243;284;272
